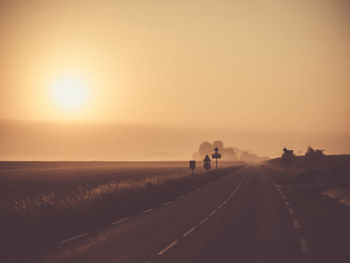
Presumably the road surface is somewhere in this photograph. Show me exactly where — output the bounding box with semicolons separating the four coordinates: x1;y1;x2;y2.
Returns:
12;166;314;262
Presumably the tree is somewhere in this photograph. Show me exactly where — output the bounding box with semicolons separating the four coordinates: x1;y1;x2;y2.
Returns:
281;147;295;164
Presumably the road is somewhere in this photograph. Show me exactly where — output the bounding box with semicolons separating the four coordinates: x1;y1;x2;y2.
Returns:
17;166;311;263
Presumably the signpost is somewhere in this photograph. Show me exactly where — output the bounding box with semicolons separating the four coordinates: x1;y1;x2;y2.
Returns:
189;160;196;175
212;147;221;169
203;155;211;171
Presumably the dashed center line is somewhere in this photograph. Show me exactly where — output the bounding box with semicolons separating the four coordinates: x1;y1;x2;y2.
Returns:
199;217;209;224
210;209;217;216
182;226;197;237
177;195;185;200
217;204;223;209
299;238;309;253
288;208;295;214
157;241;179;256
111;217;130;225
163;201;172;206
59;232;89;244
223;200;228;204
284;201;290;206
143;208;154;214
281;195;287;200
293;220;301;229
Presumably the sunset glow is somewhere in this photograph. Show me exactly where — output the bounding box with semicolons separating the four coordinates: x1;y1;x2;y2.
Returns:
50;75;89;111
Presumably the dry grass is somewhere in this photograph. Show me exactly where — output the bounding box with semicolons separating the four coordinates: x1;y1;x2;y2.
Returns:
11;171;188;217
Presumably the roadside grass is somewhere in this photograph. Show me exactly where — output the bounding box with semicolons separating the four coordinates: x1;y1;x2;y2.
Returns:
11;171;187;217
0;164;242;261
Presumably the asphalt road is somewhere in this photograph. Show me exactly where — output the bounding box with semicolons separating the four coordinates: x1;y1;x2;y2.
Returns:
11;165;313;263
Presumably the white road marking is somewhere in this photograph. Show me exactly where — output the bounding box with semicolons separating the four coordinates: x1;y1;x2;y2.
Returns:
288;209;295;214
157;241;179;256
182;226;197;237
59;232;89;244
210;209;217;216
223;200;228;204
299;238;309;253
217;204;223;209
293;220;301;229
111;217;130;225
143;208;154;214
267;174;277;186
199;217;209;224
163;201;172;206
284;201;290;206
177;195;185;199
281;195;287;200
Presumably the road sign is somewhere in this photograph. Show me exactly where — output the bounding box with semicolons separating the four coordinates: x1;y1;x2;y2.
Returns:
189;160;196;169
212;147;221;169
212;153;221;159
203;155;211;163
203;162;211;170
189;160;196;175
203;154;211;171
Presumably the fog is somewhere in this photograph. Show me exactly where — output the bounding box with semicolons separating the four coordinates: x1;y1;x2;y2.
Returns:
1;120;348;161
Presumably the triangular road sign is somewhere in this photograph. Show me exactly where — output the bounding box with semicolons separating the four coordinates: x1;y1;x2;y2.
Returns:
203;155;211;163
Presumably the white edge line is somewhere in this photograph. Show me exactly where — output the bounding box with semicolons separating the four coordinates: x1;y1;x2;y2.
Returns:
111;217;130;225
199;217;209;224
182;226;197;237
293;220;301;229
299;238;309;253
143;208;155;213
59;232;89;244
157;240;179;255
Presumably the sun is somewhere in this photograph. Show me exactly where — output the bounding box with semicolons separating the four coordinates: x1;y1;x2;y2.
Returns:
50;75;89;111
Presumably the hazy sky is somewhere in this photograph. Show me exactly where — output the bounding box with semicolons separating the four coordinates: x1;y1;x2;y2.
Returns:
1;0;349;159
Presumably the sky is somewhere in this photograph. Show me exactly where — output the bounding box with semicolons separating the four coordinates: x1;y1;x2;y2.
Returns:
0;0;349;160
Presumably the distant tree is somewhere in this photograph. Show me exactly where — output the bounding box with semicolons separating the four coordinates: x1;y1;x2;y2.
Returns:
305;146;315;158
281;147;295;164
304;146;325;167
213;140;224;151
199;141;212;155
315;149;325;158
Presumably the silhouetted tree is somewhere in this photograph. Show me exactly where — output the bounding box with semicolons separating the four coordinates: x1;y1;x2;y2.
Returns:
304;146;325;167
281;147;295;164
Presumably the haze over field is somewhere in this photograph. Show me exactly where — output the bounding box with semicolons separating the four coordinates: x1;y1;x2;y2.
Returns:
1;0;349;160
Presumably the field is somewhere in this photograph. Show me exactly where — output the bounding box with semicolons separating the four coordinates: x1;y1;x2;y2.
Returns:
0;161;242;260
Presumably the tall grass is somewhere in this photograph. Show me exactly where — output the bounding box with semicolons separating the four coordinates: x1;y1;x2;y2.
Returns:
11;171;188;217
